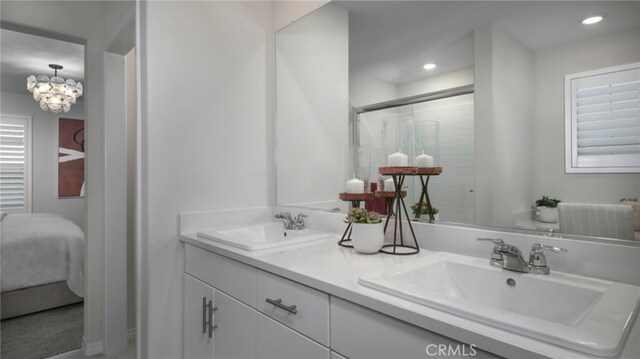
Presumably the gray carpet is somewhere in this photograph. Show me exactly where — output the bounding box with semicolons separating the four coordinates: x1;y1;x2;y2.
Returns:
1;303;83;359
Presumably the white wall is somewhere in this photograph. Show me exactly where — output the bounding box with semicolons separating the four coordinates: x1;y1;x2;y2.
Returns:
474;25;534;228
276;3;349;208
103;0;135;52
490;26;534;227
350;67;474;109
397;67;474;98
350;70;397;108
532;28;640;204
103;52;127;353
138;1;272;357
0;92;85;229
125;47;137;337
272;0;330;32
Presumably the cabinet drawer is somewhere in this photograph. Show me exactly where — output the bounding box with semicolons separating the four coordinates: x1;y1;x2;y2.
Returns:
330;297;498;359
256;312;329;359
257;270;330;346
185;244;257;307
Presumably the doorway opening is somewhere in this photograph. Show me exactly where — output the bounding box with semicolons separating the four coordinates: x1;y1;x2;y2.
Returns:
1;27;87;359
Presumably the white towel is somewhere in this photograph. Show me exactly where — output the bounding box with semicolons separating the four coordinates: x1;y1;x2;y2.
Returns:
558;203;636;241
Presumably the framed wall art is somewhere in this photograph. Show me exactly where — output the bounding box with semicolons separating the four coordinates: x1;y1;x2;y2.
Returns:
58;118;85;197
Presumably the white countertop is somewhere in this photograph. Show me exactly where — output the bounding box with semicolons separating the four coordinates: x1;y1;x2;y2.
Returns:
180;232;640;359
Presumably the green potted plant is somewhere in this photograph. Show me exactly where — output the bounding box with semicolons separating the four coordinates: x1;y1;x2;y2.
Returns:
344;208;384;253
535;196;561;223
411;203;439;221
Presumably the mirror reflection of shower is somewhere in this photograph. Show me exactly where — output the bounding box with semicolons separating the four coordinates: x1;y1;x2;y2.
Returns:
355;90;475;224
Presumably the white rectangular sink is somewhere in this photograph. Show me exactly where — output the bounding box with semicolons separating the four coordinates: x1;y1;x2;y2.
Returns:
359;252;640;357
197;223;333;251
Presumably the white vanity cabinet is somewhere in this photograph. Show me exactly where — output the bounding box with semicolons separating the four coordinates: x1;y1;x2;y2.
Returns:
184;274;215;359
256;270;330;346
184;274;256;359
183;243;497;359
255;313;329;359
330;297;498;359
184;245;330;359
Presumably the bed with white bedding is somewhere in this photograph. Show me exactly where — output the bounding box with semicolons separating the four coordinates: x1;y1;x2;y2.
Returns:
1;213;85;318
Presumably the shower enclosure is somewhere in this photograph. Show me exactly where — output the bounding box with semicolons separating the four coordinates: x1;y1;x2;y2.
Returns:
353;87;476;224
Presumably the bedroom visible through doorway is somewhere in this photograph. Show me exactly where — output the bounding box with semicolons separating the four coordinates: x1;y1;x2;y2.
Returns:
0;28;87;359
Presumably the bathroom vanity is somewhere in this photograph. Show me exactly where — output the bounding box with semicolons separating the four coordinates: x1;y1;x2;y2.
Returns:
179;212;640;359
181;239;498;359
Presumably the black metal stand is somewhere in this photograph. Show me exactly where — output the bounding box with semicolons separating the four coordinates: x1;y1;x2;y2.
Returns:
338;200;361;248
374;191;405;233
413;168;442;222
379;173;419;255
337;193;375;248
415;175;436;221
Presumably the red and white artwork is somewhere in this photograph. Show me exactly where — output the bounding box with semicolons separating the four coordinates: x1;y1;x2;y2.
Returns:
58;118;85;197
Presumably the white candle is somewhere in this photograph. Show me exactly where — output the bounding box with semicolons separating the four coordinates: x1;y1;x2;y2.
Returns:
416;151;434;167
384;178;395;192
388;150;409;166
345;178;364;194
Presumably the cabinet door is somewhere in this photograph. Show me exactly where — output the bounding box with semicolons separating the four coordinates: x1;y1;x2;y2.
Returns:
184;274;215;359
331;297;498;359
213;289;256;359
255;313;329;359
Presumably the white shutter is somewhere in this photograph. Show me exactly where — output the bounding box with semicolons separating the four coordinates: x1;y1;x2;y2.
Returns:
0;114;32;213
565;63;640;173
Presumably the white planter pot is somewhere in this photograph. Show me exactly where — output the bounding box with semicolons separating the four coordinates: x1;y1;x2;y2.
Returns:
536;206;558;223
350;222;384;254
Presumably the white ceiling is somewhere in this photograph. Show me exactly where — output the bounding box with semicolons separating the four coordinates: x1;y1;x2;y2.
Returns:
4;2;637;91
1;29;84;94
339;1;640;84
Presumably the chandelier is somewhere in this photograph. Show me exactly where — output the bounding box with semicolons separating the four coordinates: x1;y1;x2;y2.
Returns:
27;64;83;113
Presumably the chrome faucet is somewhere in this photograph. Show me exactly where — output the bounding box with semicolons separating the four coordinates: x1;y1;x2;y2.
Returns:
528;243;568;274
477;238;567;275
477;238;528;272
275;212;307;230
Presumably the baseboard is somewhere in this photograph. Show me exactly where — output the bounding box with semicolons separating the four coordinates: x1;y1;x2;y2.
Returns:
128;327;136;341
82;328;135;356
82;337;103;357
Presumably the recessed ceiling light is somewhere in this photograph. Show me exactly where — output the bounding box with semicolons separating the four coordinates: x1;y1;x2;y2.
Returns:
580;13;607;25
423;63;437;70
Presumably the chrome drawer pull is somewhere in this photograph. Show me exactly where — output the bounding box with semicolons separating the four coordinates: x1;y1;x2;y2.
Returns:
207;301;217;338
266;298;298;314
202;297;207;333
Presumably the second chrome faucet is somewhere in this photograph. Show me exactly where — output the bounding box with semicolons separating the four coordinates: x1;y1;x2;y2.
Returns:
275;212;307;230
477;237;567;275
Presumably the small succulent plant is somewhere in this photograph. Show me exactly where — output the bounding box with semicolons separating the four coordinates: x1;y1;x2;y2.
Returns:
535;196;561;208
411;203;439;216
344;208;382;224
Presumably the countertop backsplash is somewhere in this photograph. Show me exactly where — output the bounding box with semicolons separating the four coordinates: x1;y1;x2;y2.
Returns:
180;206;640;286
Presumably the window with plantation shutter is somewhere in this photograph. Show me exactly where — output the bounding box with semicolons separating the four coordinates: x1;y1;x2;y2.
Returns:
0;114;32;213
565;63;640;173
